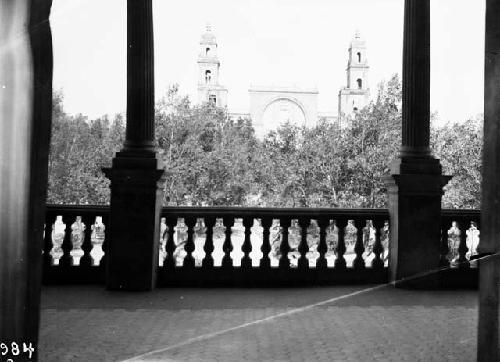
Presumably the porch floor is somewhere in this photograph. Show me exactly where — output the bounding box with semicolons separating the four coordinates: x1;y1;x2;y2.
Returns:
40;285;477;361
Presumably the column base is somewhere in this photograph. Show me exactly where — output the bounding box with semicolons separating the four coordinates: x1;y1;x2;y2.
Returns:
386;156;451;289
103;152;165;291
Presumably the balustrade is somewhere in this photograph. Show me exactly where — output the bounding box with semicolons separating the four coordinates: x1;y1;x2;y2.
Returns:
41;205;479;286
440;209;481;268
158;207;390;285
43;205;109;283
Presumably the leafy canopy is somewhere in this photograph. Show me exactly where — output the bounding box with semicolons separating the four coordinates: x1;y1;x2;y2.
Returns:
48;75;482;209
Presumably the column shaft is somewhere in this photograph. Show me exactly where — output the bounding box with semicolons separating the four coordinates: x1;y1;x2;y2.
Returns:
104;0;164;291
123;0;155;152
401;0;431;156
0;0;53;360
386;0;448;289
480;0;500;255
477;0;500;360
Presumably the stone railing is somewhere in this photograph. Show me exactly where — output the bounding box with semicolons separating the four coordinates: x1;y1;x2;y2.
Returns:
42;205;480;286
159;207;389;285
43;205;109;283
441;209;481;268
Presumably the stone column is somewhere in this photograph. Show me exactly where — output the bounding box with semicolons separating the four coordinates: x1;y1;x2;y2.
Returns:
104;0;165;291
477;0;500;360
385;0;450;288
0;0;53;360
400;0;431;158
123;0;155;153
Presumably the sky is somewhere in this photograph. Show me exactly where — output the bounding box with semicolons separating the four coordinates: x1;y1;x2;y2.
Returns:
51;0;485;125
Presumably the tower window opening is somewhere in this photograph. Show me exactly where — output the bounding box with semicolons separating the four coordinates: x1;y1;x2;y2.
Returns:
209;95;216;104
357;78;363;89
205;70;211;84
206;47;210;55
357;52;361;62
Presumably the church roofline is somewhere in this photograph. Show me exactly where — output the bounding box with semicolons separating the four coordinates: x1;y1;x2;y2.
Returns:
339;87;370;95
248;85;319;94
228;111;251;117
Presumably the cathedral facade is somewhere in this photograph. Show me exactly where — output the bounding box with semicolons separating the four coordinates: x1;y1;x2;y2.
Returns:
248;86;319;138
197;25;370;136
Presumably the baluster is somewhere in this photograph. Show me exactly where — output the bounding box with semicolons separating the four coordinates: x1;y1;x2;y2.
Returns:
279;218;291;269
51;216;64;264
316;218;329;269
353;218;366;269
260;218;273;268
164;217;178;269
159;217;167;265
80;215;94;268
183;217;197;268
43;212;55;267
298;218;310;269
221;217;234;268
457;220;470;268
334;218;348;269
440;218;452;267
59;215;73;267
241;217;254;269
99;214;109;269
371;218;385;269
202;216;215;268
72;216;86;265
474;220;481;257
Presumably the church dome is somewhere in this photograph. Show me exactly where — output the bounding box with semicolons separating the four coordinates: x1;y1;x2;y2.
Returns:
350;30;365;47
201;24;216;44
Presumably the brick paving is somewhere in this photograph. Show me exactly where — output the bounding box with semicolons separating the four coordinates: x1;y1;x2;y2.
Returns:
39;285;477;361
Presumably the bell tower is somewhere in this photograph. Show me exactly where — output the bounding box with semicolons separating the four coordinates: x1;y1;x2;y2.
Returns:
197;24;228;107
338;31;370;118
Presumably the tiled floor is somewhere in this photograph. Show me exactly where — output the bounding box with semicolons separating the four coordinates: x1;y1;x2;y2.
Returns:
40;285;478;361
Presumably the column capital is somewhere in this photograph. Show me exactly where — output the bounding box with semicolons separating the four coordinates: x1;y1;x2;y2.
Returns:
389;155;442;175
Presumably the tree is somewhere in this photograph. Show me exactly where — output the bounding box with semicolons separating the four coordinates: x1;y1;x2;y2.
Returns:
432;116;482;209
155;85;259;206
47;91;123;204
48;76;482;211
335;74;402;208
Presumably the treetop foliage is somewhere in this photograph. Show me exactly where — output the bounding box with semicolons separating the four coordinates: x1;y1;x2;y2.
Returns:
48;74;482;209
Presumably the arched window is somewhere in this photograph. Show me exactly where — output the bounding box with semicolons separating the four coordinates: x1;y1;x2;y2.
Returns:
357;78;362;89
209;95;216;104
353;107;358;112
206;47;210;55
205;70;211;84
357;52;362;63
